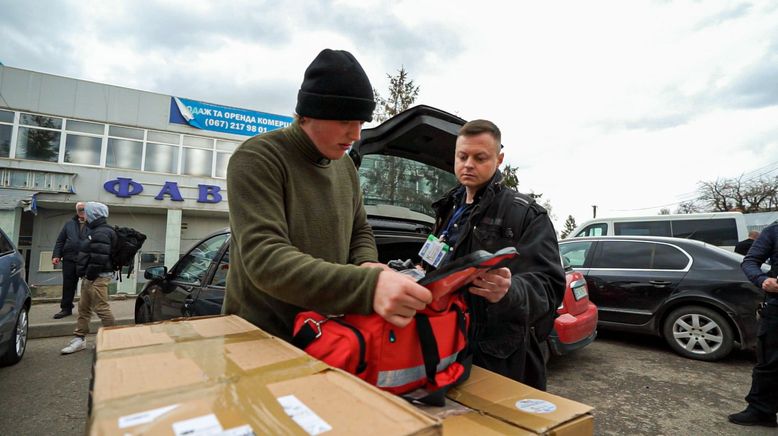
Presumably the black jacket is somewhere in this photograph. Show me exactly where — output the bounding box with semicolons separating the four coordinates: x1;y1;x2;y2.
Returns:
76;217;116;280
735;238;755;256
430;171;566;389
53;215;88;262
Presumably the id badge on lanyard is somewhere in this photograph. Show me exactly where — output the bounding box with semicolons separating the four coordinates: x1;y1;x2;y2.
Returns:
419;234;451;268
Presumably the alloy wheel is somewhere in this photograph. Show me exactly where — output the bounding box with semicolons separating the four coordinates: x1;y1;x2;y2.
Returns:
16;309;28;357
671;312;723;355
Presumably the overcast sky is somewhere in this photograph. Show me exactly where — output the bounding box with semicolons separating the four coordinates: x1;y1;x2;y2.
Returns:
2;0;777;230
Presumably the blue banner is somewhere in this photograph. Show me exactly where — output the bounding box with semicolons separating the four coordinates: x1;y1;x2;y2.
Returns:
170;97;293;137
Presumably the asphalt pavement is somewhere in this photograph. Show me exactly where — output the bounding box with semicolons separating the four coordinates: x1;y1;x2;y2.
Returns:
28;297;137;339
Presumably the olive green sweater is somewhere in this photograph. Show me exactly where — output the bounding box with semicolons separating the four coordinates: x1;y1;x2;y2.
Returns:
223;121;381;340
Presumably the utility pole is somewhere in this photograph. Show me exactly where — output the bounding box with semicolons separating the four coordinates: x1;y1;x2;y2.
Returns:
592;205;597;219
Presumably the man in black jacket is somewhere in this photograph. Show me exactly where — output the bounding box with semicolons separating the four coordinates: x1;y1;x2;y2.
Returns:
51;202;88;319
61;202;117;355
426;119;565;390
729;224;778;427
735;230;761;256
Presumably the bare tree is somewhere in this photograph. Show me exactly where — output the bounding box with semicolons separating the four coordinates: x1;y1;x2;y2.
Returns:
696;175;778;213
676;200;703;214
658;208;671;215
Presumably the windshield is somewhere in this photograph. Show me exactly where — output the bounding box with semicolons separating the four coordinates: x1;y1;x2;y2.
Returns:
358;155;457;216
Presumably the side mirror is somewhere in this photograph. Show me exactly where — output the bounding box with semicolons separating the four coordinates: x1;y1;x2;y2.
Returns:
144;265;168;280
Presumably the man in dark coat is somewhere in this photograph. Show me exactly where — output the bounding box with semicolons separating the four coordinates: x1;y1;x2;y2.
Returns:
51;202;88;319
735;230;761;256
729;224;778;427
426;119;565;390
61;202;117;355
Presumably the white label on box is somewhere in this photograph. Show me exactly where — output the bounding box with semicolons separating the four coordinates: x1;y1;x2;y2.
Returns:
515;399;557;414
220;424;255;436
172;414;223;435
277;394;333;435
118;404;179;429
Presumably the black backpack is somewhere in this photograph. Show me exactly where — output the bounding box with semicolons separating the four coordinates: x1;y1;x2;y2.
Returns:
112;226;147;279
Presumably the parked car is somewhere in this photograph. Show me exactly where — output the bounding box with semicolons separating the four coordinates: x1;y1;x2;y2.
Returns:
559;235;765;361
0;228;32;366
547;261;598;357
136;105;597;357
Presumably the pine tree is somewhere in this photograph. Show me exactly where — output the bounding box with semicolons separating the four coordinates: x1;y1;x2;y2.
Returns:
560;215;578;239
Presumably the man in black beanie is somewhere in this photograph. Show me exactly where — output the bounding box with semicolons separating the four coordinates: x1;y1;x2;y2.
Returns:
224;49;433;341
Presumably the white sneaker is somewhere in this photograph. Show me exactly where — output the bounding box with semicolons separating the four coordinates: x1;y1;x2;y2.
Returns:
61;336;86;354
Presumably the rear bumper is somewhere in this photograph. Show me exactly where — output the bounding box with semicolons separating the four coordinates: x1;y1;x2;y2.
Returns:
548;303;599;356
548;329;597;356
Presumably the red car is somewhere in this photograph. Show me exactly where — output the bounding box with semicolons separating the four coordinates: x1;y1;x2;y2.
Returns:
547;263;598;356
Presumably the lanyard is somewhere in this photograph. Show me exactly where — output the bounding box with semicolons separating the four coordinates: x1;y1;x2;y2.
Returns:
441;204;468;242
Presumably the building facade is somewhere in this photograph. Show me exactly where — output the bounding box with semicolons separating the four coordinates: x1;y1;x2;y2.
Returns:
0;65;292;295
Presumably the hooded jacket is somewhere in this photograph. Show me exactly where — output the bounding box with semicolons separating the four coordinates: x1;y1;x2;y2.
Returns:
53;215;88;262
430;170;565;389
76;202;116;280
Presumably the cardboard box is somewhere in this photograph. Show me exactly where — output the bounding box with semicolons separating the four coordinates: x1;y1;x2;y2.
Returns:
443;366;594;435
89;315;439;435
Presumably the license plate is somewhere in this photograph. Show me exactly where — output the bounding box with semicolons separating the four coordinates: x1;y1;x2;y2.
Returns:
572;285;587;301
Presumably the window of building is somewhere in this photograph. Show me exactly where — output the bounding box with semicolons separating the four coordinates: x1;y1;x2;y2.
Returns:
182;147;213;177
183;135;213;149
148;130;180;144
64;134;102;166
67;120;104;135
216;140;237;152
16;126;61;162
144;142;179;174
0;109;12;158
106;138;143;170
108;125;144;140
215;152;230;178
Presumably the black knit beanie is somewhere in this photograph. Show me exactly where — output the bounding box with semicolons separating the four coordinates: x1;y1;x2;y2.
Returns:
296;49;376;122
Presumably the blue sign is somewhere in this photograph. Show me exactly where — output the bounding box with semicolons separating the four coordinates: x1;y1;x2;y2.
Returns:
104;178;223;204
170;97;293;137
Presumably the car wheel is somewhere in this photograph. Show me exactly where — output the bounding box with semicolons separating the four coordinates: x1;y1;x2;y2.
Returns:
662;305;734;361
0;306;29;366
135;297;153;324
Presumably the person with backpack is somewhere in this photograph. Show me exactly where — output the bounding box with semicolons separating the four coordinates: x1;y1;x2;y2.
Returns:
425;119;565;390
61;202;117;355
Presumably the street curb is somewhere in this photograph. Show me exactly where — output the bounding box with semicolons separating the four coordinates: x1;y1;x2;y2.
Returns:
29;318;135;339
32;294;137;305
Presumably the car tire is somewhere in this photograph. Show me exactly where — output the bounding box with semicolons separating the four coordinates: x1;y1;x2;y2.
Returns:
662;305;734;361
134;297;153;324
0;306;29;367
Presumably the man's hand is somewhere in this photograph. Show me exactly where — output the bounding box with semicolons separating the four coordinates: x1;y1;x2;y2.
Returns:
52;257;61;266
468;267;512;303
763;277;778;293
360;261;393;272
373;270;432;327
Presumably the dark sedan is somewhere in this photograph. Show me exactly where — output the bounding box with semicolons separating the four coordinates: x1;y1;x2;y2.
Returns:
0;227;31;366
559;235;764;361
